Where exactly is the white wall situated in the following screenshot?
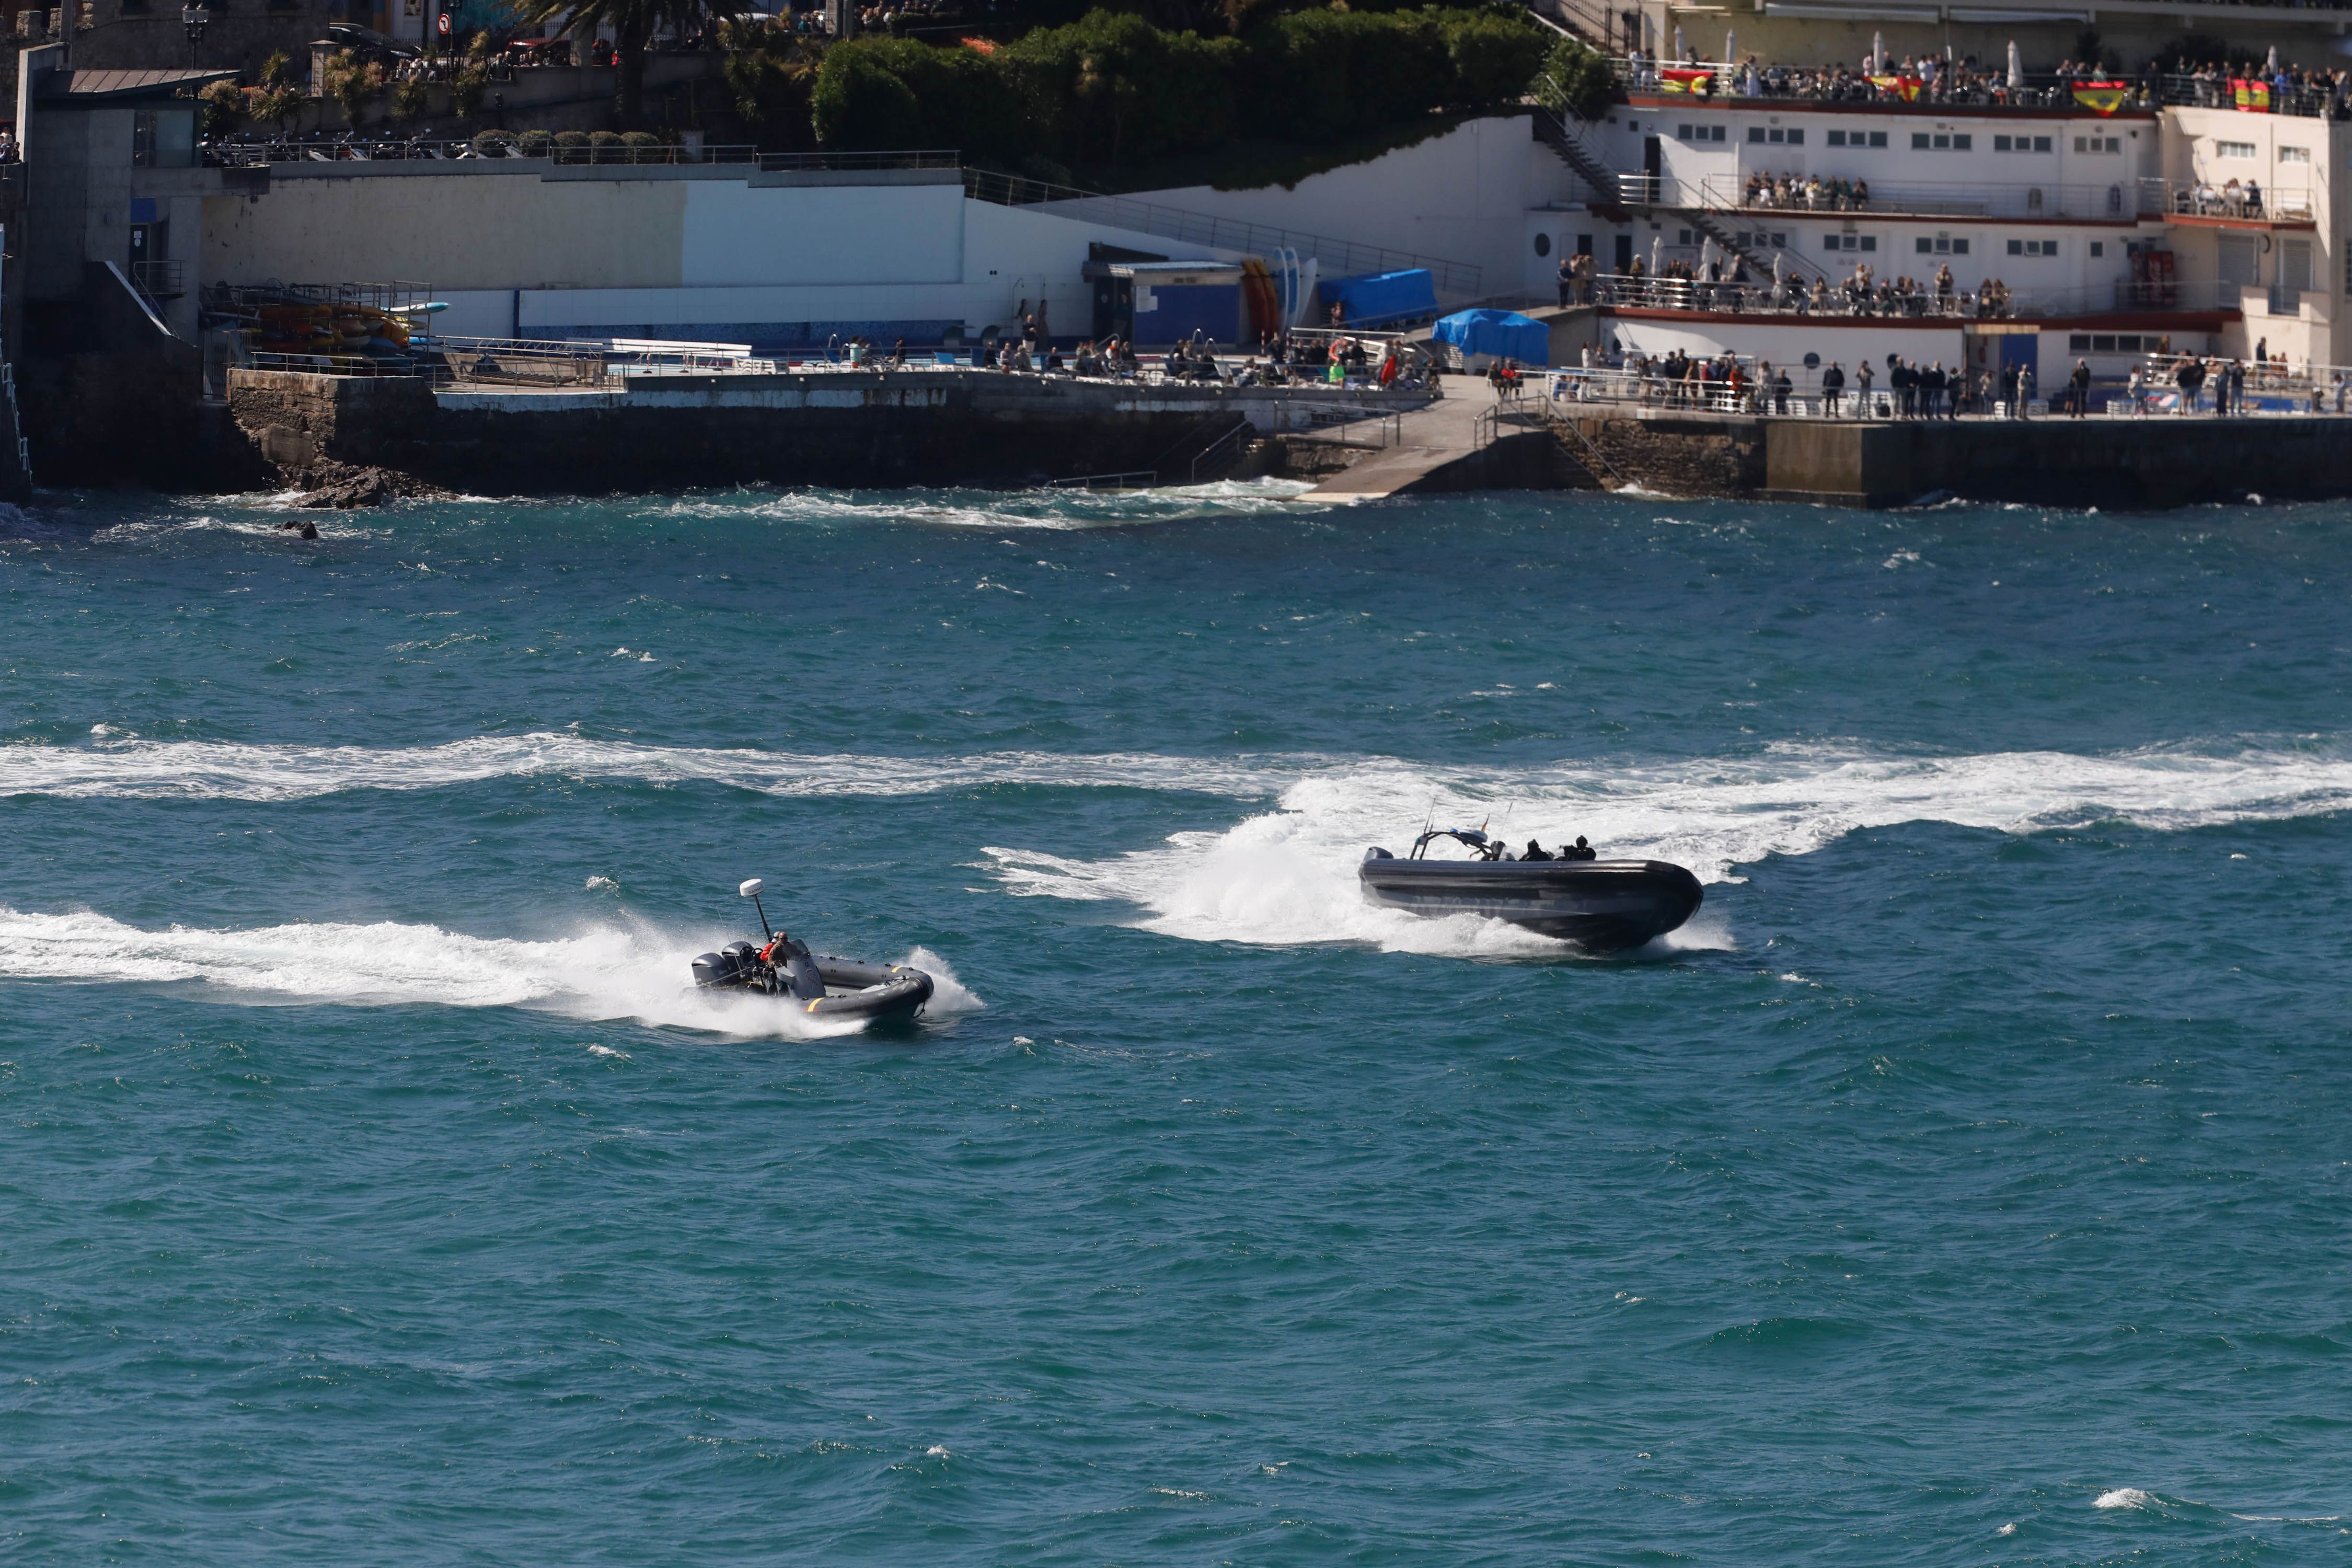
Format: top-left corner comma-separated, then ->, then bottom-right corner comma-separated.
679,181 -> 965,286
1113,116 -> 1574,297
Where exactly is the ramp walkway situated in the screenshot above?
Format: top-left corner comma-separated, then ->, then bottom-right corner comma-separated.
1303,393 -> 1494,500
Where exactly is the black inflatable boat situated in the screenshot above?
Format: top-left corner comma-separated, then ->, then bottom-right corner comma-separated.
689,879 -> 935,1023
1359,828 -> 1702,951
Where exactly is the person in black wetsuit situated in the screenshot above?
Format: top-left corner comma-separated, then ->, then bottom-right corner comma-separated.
1570,835 -> 1597,860
1523,839 -> 1553,861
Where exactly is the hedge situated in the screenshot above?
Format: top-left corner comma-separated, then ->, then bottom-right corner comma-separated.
813,4 -> 1552,168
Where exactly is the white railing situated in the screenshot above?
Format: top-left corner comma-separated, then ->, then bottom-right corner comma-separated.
1712,174 -> 2152,221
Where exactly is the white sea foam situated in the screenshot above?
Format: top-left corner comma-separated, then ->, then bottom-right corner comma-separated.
0,906 -> 978,1038
981,743 -> 2352,956
2094,1488 -> 2158,1511
0,734 -> 1310,802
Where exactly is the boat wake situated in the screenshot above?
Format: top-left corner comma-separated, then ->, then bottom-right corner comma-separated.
982,743 -> 2352,956
0,906 -> 981,1037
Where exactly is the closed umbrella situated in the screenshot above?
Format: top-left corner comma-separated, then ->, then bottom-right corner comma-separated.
1651,234 -> 1664,276
1725,28 -> 1735,65
1871,31 -> 1882,73
2266,45 -> 2279,74
1673,25 -> 1685,60
2007,40 -> 2023,89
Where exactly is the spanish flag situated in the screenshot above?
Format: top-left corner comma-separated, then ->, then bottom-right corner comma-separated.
2232,77 -> 2271,112
1660,67 -> 1713,95
1869,74 -> 1923,101
2072,80 -> 2129,116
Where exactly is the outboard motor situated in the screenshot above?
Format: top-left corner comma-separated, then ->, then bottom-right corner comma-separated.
691,948 -> 746,989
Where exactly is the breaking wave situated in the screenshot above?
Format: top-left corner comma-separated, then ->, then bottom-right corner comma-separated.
0,906 -> 979,1038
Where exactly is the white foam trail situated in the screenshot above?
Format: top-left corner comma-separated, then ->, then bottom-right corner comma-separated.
982,743 -> 2352,956
0,734 -> 1311,803
0,906 -> 979,1039
2094,1489 -> 2158,1511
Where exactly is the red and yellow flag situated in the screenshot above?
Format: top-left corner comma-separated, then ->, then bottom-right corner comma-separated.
1659,67 -> 1714,95
1869,74 -> 1923,101
2231,77 -> 2271,112
2072,80 -> 2129,115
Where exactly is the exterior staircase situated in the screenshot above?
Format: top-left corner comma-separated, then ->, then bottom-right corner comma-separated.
1531,109 -> 1822,288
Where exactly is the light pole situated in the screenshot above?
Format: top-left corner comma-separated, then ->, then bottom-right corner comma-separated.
179,4 -> 207,66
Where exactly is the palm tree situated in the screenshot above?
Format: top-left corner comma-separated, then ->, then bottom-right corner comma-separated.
512,0 -> 746,129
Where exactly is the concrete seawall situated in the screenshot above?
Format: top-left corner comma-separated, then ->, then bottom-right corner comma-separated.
227,369 -> 1431,494
1554,407 -> 2352,508
225,367 -> 2352,508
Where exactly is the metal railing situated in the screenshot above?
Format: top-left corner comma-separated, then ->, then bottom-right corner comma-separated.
1712,174 -> 2152,221
198,139 -> 948,170
1584,272 -> 2242,319
961,167 -> 1483,298
130,260 -> 185,301
2156,178 -> 2317,222
1616,56 -> 2153,112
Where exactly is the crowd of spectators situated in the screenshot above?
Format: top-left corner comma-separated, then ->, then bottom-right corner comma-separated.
1622,44 -> 2352,120
1745,172 -> 1871,212
1595,256 -> 2024,319
1621,50 -> 2142,109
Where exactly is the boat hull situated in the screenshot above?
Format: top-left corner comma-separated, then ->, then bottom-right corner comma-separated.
806,957 -> 933,1022
1358,857 -> 1703,951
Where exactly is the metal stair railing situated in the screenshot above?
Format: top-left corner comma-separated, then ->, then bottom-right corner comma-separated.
1530,101 -> 1633,210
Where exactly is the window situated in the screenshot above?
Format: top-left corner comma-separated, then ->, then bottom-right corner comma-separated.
2073,135 -> 2121,154
2279,146 -> 2310,164
1912,133 -> 1973,151
1534,233 -> 1551,257
1748,126 -> 1804,145
2007,238 -> 2060,257
1735,232 -> 1788,249
1677,229 -> 1693,246
1824,233 -> 1877,252
1825,129 -> 1887,148
2216,140 -> 2256,159
1996,134 -> 2055,153
1915,233 -> 1968,256
2070,334 -> 2146,353
2219,233 -> 2257,284
1676,123 -> 1726,143
2089,241 -> 2104,258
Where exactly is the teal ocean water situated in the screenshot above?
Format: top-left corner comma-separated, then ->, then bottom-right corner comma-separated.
3,484 -> 2348,1564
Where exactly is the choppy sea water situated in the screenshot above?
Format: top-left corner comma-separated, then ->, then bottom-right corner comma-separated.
3,482 -> 2348,1564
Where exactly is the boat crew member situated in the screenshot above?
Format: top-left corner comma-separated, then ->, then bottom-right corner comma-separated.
1524,839 -> 1553,861
1570,835 -> 1596,860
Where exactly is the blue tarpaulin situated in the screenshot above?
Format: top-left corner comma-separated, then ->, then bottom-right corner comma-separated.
1316,269 -> 1436,327
1432,309 -> 1552,366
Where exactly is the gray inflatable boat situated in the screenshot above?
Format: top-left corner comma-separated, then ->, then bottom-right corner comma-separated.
1360,828 -> 1702,951
689,879 -> 935,1023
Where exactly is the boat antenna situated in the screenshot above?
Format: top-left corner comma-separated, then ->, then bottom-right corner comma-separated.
739,878 -> 772,939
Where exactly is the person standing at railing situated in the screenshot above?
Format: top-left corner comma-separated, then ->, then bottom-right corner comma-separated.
1821,361 -> 1844,417
2067,359 -> 2091,418
1855,360 -> 1874,417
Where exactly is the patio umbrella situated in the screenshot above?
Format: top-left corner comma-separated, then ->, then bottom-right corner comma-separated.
1871,31 -> 1882,73
1673,25 -> 1685,60
1651,234 -> 1664,275
2007,40 -> 2023,89
1700,236 -> 1718,274
2266,45 -> 2279,73
1725,28 -> 1735,65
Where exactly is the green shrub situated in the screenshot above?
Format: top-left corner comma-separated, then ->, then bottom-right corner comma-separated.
518,128 -> 555,156
471,129 -> 517,154
621,129 -> 663,163
1535,33 -> 1616,121
813,6 -> 1545,168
